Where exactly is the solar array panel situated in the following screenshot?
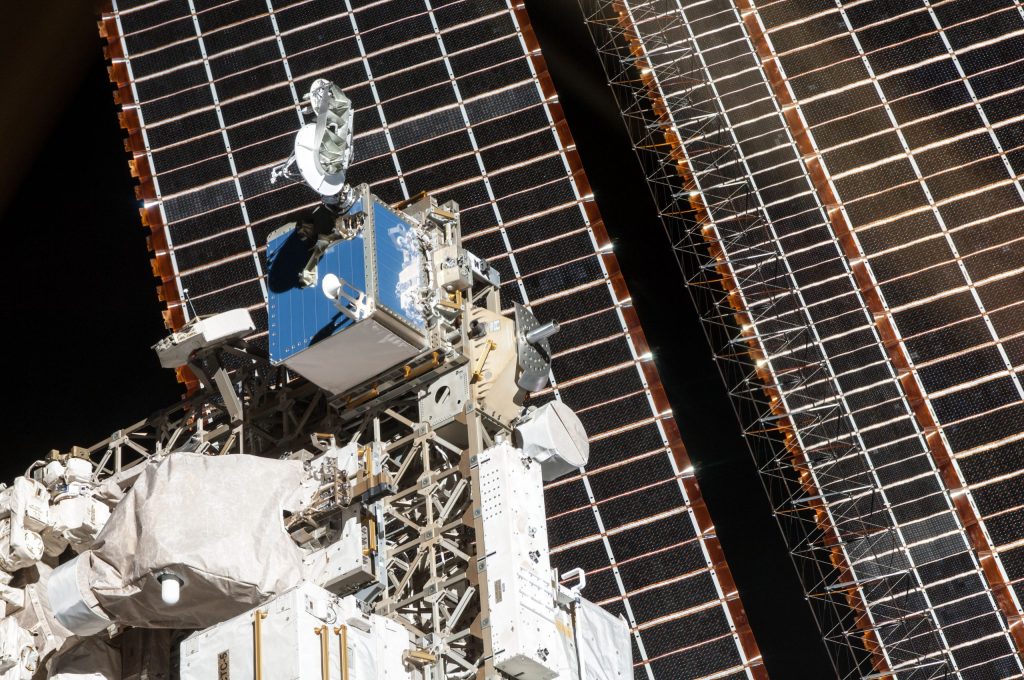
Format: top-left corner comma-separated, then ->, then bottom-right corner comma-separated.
582,0 -> 1024,676
99,1 -> 766,678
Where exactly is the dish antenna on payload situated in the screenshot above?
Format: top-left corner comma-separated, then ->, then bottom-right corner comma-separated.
271,79 -> 356,211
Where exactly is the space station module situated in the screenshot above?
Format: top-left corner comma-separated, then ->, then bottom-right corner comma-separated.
0,173 -> 631,679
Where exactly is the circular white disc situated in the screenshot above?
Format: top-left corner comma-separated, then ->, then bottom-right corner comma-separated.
294,124 -> 347,196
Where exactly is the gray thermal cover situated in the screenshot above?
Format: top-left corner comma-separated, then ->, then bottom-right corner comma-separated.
68,453 -> 305,629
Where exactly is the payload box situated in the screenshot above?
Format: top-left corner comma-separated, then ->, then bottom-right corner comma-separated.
268,185 -> 426,394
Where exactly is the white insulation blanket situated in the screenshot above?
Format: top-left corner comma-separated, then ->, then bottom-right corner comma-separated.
62,453 -> 306,630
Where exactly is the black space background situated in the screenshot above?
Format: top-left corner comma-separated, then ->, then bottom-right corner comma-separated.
0,2 -> 835,677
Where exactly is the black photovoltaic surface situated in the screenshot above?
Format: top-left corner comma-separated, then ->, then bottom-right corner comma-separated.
609,0 -> 1024,676
102,0 -> 763,677
760,0 -> 1024,669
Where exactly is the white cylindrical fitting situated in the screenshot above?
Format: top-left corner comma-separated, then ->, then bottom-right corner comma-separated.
158,573 -> 183,605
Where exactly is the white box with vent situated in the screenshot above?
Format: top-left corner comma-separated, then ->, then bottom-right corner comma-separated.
477,443 -> 575,679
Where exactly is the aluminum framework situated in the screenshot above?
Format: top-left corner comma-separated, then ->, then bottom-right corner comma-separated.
580,0 -> 1024,678
65,332 -> 493,677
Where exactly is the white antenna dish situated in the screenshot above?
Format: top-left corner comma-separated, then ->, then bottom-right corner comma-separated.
295,80 -> 353,197
321,273 -> 342,301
